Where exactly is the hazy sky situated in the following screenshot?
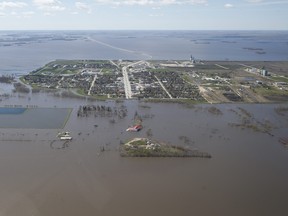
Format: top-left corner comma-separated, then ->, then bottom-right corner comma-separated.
0,0 -> 287,30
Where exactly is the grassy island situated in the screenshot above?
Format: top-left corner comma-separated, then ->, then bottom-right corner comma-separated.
121,138 -> 212,158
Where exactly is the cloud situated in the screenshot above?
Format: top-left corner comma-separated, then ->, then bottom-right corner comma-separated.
22,11 -> 35,17
33,0 -> 60,4
94,0 -> 208,6
33,0 -> 65,11
245,0 -> 263,2
75,2 -> 92,13
149,13 -> 164,16
44,12 -> 53,16
245,0 -> 288,5
0,1 -> 27,10
224,3 -> 233,8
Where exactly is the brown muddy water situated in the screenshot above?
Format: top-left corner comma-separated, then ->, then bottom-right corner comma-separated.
0,92 -> 288,216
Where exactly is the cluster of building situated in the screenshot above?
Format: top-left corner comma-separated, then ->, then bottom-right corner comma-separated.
130,70 -> 168,99
22,60 -> 203,101
21,60 -> 287,102
246,67 -> 269,77
155,71 -> 203,100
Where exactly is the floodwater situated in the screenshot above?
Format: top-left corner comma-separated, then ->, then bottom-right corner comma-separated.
0,108 -> 71,129
1,30 -> 288,76
0,92 -> 288,216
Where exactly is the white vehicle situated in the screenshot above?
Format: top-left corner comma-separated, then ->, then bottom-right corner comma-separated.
58,131 -> 72,140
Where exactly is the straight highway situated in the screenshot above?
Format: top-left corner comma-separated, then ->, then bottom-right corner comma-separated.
122,61 -> 145,99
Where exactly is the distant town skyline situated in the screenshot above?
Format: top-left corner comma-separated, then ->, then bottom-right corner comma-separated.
0,0 -> 288,30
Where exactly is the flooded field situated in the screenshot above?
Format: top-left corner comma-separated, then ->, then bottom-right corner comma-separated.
0,92 -> 288,216
0,108 -> 71,129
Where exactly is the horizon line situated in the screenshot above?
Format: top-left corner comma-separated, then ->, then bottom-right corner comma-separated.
0,29 -> 288,31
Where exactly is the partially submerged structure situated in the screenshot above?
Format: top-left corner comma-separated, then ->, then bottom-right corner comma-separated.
58,131 -> 72,140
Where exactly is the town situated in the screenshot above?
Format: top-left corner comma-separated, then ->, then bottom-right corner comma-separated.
21,59 -> 288,103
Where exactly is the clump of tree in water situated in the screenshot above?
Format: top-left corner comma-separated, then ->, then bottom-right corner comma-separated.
146,128 -> 153,137
13,82 -> 30,93
0,75 -> 15,83
133,111 -> 143,124
77,104 -> 127,119
207,106 -> 223,115
178,135 -> 192,145
275,106 -> 288,116
228,107 -> 275,136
